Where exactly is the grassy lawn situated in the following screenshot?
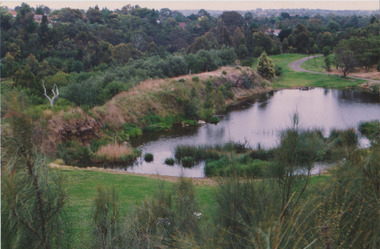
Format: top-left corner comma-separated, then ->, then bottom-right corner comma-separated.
301,54 -> 334,73
253,54 -> 365,89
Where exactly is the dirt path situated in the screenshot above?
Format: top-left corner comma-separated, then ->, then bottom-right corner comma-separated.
289,55 -> 380,83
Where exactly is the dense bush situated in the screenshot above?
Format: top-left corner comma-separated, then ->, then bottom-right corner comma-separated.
204,157 -> 271,177
164,158 -> 175,165
144,153 -> 154,162
57,140 -> 92,167
358,120 -> 380,142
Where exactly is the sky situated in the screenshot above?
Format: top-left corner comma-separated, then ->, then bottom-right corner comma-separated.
2,0 -> 379,11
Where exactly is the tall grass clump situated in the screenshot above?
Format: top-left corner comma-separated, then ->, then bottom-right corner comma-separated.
358,120 -> 380,143
92,143 -> 141,164
92,186 -> 124,248
210,176 -> 320,248
124,179 -> 202,248
204,157 -> 271,177
317,144 -> 380,248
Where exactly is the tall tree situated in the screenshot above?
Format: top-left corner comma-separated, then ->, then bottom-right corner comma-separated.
334,40 -> 357,77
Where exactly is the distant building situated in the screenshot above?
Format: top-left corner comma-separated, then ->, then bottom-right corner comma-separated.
178,22 -> 187,29
33,14 -> 43,23
265,29 -> 281,36
9,10 -> 17,17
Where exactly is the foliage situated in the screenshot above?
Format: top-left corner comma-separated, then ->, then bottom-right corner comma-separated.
144,153 -> 154,162
56,140 -> 93,167
93,186 -> 124,249
1,96 -> 69,249
358,120 -> 380,143
270,114 -> 326,213
164,158 -> 175,166
257,52 -> 276,80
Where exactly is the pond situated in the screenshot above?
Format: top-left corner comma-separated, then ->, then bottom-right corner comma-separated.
124,88 -> 380,177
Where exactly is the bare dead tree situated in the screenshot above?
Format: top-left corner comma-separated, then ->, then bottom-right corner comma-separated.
42,80 -> 59,109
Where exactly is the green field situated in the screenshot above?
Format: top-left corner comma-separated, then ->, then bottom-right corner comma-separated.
253,54 -> 365,89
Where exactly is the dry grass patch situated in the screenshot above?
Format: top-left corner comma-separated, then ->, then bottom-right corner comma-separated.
91,143 -> 141,164
96,143 -> 133,159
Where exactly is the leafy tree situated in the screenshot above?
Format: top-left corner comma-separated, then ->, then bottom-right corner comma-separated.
281,12 -> 291,19
252,32 -> 273,56
38,15 -> 50,44
2,52 -> 17,77
334,40 -> 357,77
58,8 -> 86,23
324,56 -> 332,72
35,6 -> 44,15
87,5 -> 103,24
294,23 -> 311,53
111,43 -> 133,65
257,52 -> 275,80
0,7 -> 15,31
14,65 -> 39,91
219,11 -> 245,33
278,28 -> 292,42
26,53 -> 39,74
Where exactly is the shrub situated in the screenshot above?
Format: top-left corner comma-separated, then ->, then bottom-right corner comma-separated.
143,122 -> 172,132
192,76 -> 199,82
241,59 -> 253,67
181,156 -> 195,168
122,123 -> 142,138
178,78 -> 185,83
144,153 -> 154,162
358,120 -> 380,142
164,158 -> 175,165
209,116 -> 220,124
56,140 -> 92,167
275,65 -> 283,76
222,70 -> 227,75
257,52 -> 275,80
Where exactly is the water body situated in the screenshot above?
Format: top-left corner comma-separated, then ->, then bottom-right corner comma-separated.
124,88 -> 380,177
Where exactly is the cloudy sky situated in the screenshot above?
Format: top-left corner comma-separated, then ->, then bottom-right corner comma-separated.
2,0 -> 379,11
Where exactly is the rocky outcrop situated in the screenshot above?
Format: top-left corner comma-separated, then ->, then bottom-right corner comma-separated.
42,108 -> 100,156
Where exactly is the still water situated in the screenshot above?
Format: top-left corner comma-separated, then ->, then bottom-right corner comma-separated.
124,88 -> 380,177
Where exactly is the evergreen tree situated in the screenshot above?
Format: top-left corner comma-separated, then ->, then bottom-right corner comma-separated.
257,52 -> 275,80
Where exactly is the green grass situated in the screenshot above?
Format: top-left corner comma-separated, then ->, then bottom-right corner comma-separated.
61,167 -> 331,247
253,54 -> 365,89
301,54 -> 334,73
61,169 -> 217,247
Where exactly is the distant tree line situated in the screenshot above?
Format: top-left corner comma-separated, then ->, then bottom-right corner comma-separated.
1,3 -> 379,105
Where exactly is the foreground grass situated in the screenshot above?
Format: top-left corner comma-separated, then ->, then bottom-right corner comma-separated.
61,169 -> 217,248
253,54 -> 365,89
61,168 -> 329,247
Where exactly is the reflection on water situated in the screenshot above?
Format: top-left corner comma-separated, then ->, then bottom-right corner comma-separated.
125,88 -> 380,177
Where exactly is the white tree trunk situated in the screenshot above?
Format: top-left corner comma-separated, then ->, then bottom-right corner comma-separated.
42,80 -> 59,109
